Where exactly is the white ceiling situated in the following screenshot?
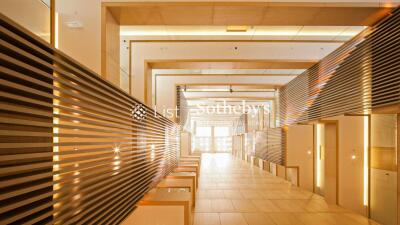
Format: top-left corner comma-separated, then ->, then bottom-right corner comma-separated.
121,25 -> 366,41
153,69 -> 305,75
105,0 -> 400,7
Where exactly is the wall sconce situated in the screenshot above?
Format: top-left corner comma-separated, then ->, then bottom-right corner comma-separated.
350,149 -> 358,160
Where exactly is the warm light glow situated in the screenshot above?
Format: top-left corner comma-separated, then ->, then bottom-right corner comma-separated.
55,12 -> 59,48
363,116 -> 369,206
113,146 -> 120,153
351,154 -> 357,160
316,124 -> 322,188
120,26 -> 366,38
150,144 -> 156,161
226,26 -> 248,32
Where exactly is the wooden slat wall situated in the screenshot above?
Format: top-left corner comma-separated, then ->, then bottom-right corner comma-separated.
254,128 -> 285,165
279,7 -> 400,125
0,14 -> 179,225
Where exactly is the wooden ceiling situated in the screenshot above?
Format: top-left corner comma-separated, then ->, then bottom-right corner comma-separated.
147,60 -> 316,69
105,2 -> 393,26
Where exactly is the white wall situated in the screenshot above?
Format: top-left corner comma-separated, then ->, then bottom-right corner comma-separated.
131,42 -> 342,102
56,0 -> 102,74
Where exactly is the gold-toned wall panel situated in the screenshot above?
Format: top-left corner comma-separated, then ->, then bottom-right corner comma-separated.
0,13 -> 179,225
254,128 -> 286,165
280,7 -> 400,125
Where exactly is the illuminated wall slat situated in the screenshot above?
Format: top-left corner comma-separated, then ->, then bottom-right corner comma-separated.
0,14 -> 179,225
254,128 -> 286,165
280,8 -> 400,125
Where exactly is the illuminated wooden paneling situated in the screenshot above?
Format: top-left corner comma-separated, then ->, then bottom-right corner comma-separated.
0,14 -> 179,224
254,128 -> 286,165
105,2 -> 392,26
280,7 -> 400,125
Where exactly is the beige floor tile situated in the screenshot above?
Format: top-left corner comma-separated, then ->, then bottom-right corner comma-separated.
267,213 -> 305,225
205,190 -> 225,199
196,199 -> 212,212
342,213 -> 381,225
219,213 -> 248,225
193,154 -> 373,225
242,213 -> 275,225
211,199 -> 235,212
194,213 -> 221,225
240,190 -> 263,200
295,213 -> 338,225
223,190 -> 244,199
270,200 -> 306,212
251,200 -> 281,212
231,200 -> 258,212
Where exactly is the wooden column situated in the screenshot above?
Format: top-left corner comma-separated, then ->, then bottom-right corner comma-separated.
101,5 -> 120,87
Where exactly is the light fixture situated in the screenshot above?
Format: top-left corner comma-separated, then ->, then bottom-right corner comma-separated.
226,26 -> 248,32
316,124 -> 322,188
55,12 -> 59,48
65,21 -> 83,29
363,116 -> 369,206
350,149 -> 357,160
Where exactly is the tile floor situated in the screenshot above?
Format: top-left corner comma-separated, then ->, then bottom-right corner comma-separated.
193,153 -> 379,225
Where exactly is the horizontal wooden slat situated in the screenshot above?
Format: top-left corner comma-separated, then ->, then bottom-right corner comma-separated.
279,7 -> 400,125
0,13 -> 179,225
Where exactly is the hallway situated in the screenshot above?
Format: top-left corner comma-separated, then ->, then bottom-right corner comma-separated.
194,154 -> 378,225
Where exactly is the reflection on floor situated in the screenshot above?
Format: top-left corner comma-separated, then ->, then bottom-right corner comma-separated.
194,153 -> 379,225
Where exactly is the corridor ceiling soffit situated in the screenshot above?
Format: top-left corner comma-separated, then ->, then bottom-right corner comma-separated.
147,60 -> 316,69
104,2 -> 395,26
182,91 -> 276,98
153,68 -> 306,75
121,26 -> 365,42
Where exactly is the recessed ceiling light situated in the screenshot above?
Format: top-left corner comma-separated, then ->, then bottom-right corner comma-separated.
226,26 -> 248,32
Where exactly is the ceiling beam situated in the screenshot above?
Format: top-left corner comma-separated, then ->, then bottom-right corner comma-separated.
104,2 -> 394,26
147,60 -> 316,69
155,73 -> 299,77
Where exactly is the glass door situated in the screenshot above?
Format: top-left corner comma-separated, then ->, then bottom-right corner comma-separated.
214,126 -> 232,153
192,126 -> 233,153
193,126 -> 212,152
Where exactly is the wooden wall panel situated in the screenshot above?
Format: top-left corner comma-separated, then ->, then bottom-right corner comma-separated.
279,7 -> 400,125
254,128 -> 286,165
0,13 -> 179,225
102,6 -> 121,88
